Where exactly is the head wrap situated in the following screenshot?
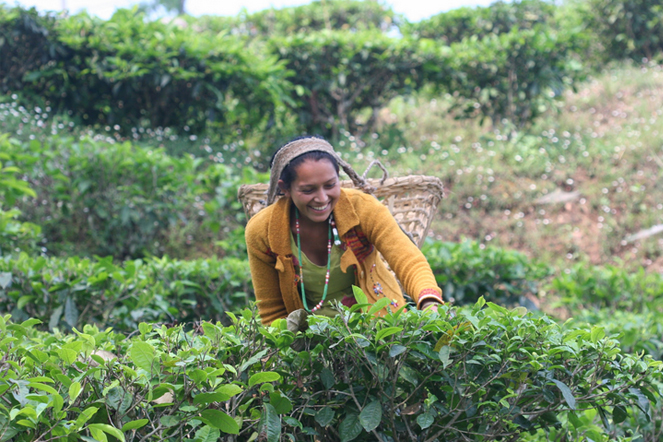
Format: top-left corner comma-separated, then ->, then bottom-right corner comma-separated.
267,137 -> 370,205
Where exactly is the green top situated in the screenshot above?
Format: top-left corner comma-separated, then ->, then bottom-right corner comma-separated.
290,233 -> 355,316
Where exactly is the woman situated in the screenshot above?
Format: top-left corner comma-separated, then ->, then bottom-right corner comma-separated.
245,136 -> 443,325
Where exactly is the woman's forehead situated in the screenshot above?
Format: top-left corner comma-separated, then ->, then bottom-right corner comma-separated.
293,159 -> 338,183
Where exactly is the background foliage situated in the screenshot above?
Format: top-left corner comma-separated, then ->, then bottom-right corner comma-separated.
1,0 -> 663,440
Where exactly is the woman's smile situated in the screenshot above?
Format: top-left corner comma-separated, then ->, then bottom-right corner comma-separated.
279,158 -> 341,224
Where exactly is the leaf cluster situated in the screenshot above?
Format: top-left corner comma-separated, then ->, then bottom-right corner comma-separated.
0,6 -> 289,140
423,239 -> 551,308
0,252 -> 252,332
2,134 -> 264,259
0,299 -> 661,441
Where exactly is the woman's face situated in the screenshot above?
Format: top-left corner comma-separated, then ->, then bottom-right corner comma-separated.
279,158 -> 341,224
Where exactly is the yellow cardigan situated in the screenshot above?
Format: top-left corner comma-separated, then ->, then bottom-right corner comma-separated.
245,188 -> 443,325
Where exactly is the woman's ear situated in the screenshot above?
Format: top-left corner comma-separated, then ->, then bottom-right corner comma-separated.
277,180 -> 290,198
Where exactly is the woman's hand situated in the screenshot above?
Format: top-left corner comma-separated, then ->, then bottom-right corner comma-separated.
420,299 -> 441,312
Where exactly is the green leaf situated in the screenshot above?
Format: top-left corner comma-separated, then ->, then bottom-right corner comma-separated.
315,407 -> 334,427
121,419 -> 149,431
590,326 -> 605,343
64,296 -> 79,327
194,392 -> 230,405
438,345 -> 451,368
352,285 -> 368,307
160,415 -> 179,427
89,426 -> 107,442
139,323 -> 152,335
69,381 -> 82,403
613,405 -> 628,424
320,368 -> 335,390
339,413 -> 362,442
75,406 -> 99,429
57,347 -> 79,365
51,393 -> 64,417
270,392 -> 293,414
551,379 -> 576,410
262,403 -> 281,442
398,365 -> 419,386
368,297 -> 391,315
193,425 -> 220,442
130,341 -> 156,372
375,326 -> 402,342
359,400 -> 382,432
216,384 -> 243,397
417,410 -> 434,430
283,416 -> 303,430
248,371 -> 280,387
88,424 -> 125,442
0,272 -> 11,289
200,409 -> 240,434
389,345 -> 407,357
28,382 -> 58,395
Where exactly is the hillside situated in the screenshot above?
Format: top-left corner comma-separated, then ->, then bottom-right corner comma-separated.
370,62 -> 663,273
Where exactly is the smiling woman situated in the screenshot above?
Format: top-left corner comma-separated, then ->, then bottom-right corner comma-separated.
244,136 -> 444,325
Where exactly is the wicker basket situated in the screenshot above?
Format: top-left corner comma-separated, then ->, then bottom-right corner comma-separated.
238,163 -> 444,248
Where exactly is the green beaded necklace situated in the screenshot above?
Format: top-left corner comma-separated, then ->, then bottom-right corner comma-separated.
295,208 -> 333,312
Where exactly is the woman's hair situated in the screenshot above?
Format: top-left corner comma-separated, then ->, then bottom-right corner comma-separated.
271,136 -> 340,190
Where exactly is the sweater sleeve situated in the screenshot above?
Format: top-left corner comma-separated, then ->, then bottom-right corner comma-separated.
245,215 -> 289,324
353,192 -> 443,308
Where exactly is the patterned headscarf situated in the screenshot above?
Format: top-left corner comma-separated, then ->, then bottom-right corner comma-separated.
267,137 -> 370,205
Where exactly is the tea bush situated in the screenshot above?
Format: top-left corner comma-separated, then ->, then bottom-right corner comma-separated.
200,0 -> 398,38
581,0 -> 663,63
423,239 -> 550,308
547,263 -> 663,313
3,134 -> 263,259
0,135 -> 41,256
428,26 -> 584,128
401,0 -> 555,43
0,252 -> 252,331
564,309 -> 663,360
267,30 -> 433,141
0,6 -> 289,138
0,299 -> 660,441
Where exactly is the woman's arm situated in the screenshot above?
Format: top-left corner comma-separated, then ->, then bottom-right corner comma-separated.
245,218 -> 289,324
353,192 -> 443,309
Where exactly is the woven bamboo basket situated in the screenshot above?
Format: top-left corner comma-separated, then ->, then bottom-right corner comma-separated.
237,162 -> 444,248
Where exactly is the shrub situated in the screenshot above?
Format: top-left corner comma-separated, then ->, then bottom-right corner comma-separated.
547,263 -> 663,313
423,239 -> 550,308
427,26 -> 584,129
581,0 -> 663,63
402,0 -> 555,43
268,30 -> 434,141
0,253 -> 252,331
564,309 -> 663,360
4,134 -> 261,259
199,0 -> 399,37
0,6 -> 290,139
0,300 -> 660,441
0,135 -> 41,256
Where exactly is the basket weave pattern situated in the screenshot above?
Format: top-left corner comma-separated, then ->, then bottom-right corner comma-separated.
238,175 -> 444,248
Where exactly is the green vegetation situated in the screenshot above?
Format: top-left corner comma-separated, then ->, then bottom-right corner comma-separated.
1,0 -> 663,440
0,303 -> 661,441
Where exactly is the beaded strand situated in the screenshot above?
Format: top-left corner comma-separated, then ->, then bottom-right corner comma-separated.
295,208 -> 333,313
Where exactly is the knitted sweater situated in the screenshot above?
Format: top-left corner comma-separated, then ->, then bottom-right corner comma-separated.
245,187 -> 443,325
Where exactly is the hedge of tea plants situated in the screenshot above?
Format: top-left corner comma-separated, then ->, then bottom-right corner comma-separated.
1,0 -> 634,145
1,300 -> 661,442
